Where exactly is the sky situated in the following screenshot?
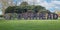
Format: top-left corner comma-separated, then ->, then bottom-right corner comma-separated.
20,0 -> 60,12
0,0 -> 60,15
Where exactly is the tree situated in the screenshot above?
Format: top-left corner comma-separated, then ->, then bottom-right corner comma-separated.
5,1 -> 51,14
19,2 -> 29,13
5,6 -> 16,13
40,10 -> 51,14
15,6 -> 23,13
20,1 -> 28,7
33,5 -> 46,13
0,0 -> 14,15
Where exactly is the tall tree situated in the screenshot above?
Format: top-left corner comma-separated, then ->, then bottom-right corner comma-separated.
0,0 -> 14,15
33,5 -> 46,13
20,1 -> 29,7
20,1 -> 29,13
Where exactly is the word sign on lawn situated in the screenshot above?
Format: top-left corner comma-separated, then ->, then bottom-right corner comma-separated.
4,13 -> 58,20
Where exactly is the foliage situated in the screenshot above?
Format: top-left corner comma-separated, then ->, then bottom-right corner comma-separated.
20,1 -> 29,7
0,15 -> 3,17
5,1 -> 51,13
33,5 -> 46,13
5,6 -> 16,13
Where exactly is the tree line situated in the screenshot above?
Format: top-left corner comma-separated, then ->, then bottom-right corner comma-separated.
5,1 -> 51,14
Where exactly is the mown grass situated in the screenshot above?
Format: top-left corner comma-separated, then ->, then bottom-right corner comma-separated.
0,20 -> 60,30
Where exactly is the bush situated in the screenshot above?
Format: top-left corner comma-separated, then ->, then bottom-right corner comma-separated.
0,15 -> 3,17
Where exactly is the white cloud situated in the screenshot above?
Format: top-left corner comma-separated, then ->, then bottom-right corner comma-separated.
22,0 -> 54,9
51,1 -> 60,9
51,1 -> 60,5
17,0 -> 60,12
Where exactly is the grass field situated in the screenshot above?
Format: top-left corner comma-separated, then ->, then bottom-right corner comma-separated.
0,19 -> 60,30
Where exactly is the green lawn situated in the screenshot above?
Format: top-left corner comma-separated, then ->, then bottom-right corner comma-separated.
0,20 -> 60,30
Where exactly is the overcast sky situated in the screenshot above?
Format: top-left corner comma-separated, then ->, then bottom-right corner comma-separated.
0,0 -> 60,15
